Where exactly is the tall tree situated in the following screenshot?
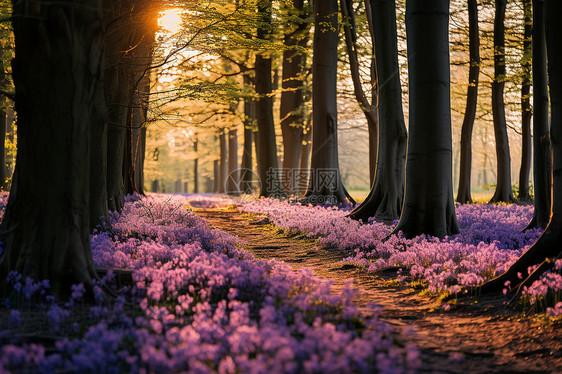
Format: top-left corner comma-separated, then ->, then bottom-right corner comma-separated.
89,56 -> 109,229
526,0 -> 551,229
218,129 -> 228,193
518,0 -> 533,201
340,0 -> 379,185
280,0 -> 309,190
0,0 -> 104,295
193,138 -> 199,193
213,159 -> 220,193
4,108 -> 14,181
227,128 -> 241,195
480,0 -> 562,294
125,71 -> 153,196
456,0 -> 480,204
0,54 -> 10,191
105,0 -> 156,211
348,0 -> 407,223
392,0 -> 459,239
104,0 -> 134,212
0,110 -> 7,190
0,3 -> 13,191
305,0 -> 350,204
489,0 -> 516,203
241,74 -> 256,194
255,0 -> 284,197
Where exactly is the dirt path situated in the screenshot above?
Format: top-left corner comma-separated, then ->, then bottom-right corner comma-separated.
195,208 -> 562,373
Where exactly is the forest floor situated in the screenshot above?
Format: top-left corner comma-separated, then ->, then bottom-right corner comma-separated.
195,207 -> 562,374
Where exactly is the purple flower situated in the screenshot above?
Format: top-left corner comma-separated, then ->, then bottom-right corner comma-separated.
9,310 -> 21,327
71,283 -> 86,300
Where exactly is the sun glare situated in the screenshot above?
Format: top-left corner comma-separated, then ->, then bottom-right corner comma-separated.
158,8 -> 183,34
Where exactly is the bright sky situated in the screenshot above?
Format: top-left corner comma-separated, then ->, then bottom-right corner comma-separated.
156,8 -> 185,87
158,8 -> 183,34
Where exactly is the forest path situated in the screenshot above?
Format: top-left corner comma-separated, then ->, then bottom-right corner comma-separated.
194,207 -> 562,374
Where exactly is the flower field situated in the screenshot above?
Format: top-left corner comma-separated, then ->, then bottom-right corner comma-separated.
0,194 -> 419,373
239,199 -> 562,309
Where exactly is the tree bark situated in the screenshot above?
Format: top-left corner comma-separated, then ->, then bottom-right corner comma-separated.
527,0 -> 552,229
104,0 -> 133,212
0,0 -> 104,295
151,179 -> 159,193
280,0 -> 308,192
219,130 -> 228,194
479,0 -> 562,294
124,6 -> 155,196
193,139 -> 199,193
456,0 -> 480,204
489,0 -> 516,203
255,0 -> 284,198
89,66 -> 109,230
135,126 -> 147,194
392,0 -> 459,239
349,0 -> 407,223
0,110 -> 7,190
5,109 -> 14,180
299,124 -> 312,194
227,128 -> 240,195
241,85 -> 255,194
518,0 -> 533,201
213,159 -> 220,193
105,0 -> 155,210
0,54 -> 8,190
241,127 -> 254,194
340,0 -> 379,186
305,0 -> 348,204
125,73 -> 152,196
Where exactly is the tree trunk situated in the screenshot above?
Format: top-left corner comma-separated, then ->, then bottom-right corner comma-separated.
299,124 -> 312,194
151,180 -> 159,193
105,0 -> 155,210
349,0 -> 407,223
241,126 -> 254,194
104,0 -> 133,212
241,75 -> 255,194
125,74 -> 151,196
527,0 -> 552,229
122,4 -> 156,197
213,159 -> 220,193
456,0 -> 480,204
193,139 -> 199,193
489,0 -> 516,203
89,67 -> 109,230
135,126 -> 147,194
255,0 -> 284,198
280,0 -> 307,192
392,0 -> 459,239
0,110 -> 7,190
0,55 -> 8,190
306,0 -> 348,204
0,0 -> 104,296
340,0 -> 379,186
227,128 -> 240,195
5,108 -> 14,179
480,0 -> 562,294
518,0 -> 533,201
106,125 -> 126,211
366,115 -> 378,184
219,130 -> 228,194
253,128 -> 260,179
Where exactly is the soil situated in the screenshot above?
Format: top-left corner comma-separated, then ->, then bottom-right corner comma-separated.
195,207 -> 562,374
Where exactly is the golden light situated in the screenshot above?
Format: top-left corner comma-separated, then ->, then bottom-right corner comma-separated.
158,8 -> 183,34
